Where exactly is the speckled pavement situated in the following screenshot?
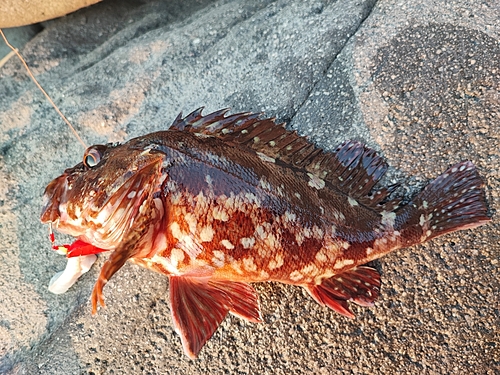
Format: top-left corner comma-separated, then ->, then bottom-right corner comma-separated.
0,0 -> 498,373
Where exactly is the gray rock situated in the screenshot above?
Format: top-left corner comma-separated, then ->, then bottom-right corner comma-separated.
0,25 -> 42,61
0,0 -> 498,373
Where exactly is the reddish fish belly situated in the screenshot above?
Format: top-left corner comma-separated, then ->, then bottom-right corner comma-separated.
135,188 -> 405,286
144,215 -> 372,285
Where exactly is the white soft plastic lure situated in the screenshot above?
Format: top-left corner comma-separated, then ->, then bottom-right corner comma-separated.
48,254 -> 97,294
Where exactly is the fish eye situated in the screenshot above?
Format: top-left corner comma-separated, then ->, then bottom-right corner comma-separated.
83,147 -> 102,168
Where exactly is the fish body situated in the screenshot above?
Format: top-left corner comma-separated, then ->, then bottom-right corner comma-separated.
41,108 -> 490,358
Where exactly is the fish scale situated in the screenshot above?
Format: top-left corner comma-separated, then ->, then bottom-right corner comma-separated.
41,108 -> 491,359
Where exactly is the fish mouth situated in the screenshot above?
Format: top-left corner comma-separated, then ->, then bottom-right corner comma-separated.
41,174 -> 68,224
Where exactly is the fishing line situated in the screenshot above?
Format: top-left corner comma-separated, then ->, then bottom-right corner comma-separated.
0,28 -> 88,149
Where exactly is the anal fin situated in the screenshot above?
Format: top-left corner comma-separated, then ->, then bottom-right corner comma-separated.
305,266 -> 381,318
169,276 -> 261,358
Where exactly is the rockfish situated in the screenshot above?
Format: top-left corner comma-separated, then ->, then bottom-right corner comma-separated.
41,108 -> 490,358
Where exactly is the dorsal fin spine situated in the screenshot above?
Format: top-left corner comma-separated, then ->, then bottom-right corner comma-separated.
168,109 -> 393,212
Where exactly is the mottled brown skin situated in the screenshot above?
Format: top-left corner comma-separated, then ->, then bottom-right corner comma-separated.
41,109 -> 490,358
136,130 -> 382,281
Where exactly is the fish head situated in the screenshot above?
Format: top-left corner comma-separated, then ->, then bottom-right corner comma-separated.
41,141 -> 165,249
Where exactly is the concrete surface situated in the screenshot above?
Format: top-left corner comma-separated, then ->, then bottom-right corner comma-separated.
0,0 -> 498,373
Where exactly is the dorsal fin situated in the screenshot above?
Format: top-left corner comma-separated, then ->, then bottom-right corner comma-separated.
169,108 -> 396,211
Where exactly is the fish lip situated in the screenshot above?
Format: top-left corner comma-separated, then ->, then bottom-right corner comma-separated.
40,174 -> 68,224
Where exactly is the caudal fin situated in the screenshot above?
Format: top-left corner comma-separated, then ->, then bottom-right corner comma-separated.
401,161 -> 490,242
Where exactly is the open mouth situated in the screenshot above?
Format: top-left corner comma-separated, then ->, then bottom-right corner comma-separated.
41,174 -> 68,224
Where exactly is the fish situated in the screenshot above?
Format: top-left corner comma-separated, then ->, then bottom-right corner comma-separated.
41,108 -> 491,358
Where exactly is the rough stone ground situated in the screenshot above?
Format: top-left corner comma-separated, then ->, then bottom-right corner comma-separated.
0,0 -> 498,374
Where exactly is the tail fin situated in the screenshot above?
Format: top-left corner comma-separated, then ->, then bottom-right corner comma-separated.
399,161 -> 490,242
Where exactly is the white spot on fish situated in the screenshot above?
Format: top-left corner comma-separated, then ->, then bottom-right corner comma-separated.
342,241 -> 350,250
276,185 -> 285,197
307,173 -> 326,189
221,239 -> 235,250
205,174 -> 213,185
170,222 -> 184,240
289,270 -> 304,281
264,233 -> 278,249
199,226 -> 214,242
422,200 -> 428,209
212,206 -> 229,221
178,236 -> 202,259
184,213 -> 197,233
284,211 -> 297,222
295,231 -> 304,246
334,258 -> 354,269
312,225 -> 324,239
244,192 -> 260,206
212,250 -> 225,267
301,263 -> 319,275
348,197 -> 359,207
419,214 -> 426,226
243,257 -> 257,272
127,191 -> 137,199
256,152 -> 275,163
150,255 -> 181,275
333,211 -> 346,221
381,211 -> 396,227
240,237 -> 255,249
294,192 -> 301,200
268,253 -> 284,270
259,177 -> 272,190
255,225 -> 267,240
259,270 -> 270,279
170,191 -> 182,206
170,248 -> 185,268
366,247 -> 374,255
315,250 -> 328,262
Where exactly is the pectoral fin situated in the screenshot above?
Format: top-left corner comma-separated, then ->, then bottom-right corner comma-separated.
306,266 -> 381,318
169,276 -> 261,358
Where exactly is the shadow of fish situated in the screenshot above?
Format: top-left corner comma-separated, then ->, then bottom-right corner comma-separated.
41,108 -> 491,358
